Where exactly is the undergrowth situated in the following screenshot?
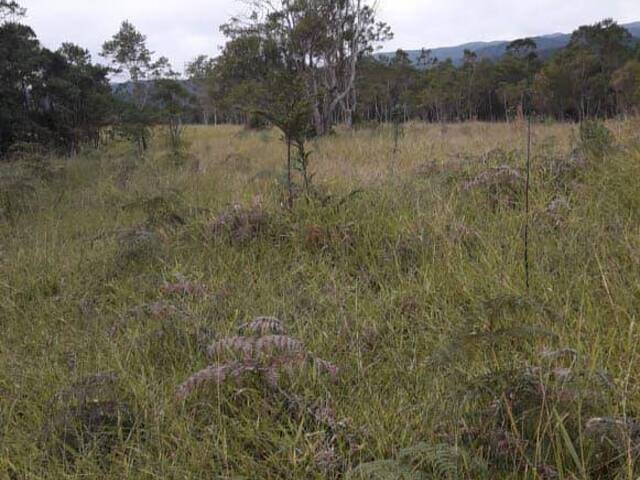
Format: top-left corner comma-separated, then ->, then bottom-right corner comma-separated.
1,121 -> 639,478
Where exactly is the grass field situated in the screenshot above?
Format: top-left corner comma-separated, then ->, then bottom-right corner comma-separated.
1,119 -> 640,479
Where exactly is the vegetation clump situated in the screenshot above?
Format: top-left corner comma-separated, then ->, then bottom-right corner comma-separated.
463,165 -> 523,208
579,120 -> 616,158
44,373 -> 137,465
176,316 -> 338,402
209,198 -> 272,244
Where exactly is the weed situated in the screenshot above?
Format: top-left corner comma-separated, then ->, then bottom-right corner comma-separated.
176,316 -> 338,401
580,120 -> 615,158
44,373 -> 137,466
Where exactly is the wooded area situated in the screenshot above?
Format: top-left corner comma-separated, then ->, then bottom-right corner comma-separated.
1,0 -> 640,160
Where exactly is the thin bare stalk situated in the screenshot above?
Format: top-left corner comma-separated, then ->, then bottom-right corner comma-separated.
524,114 -> 532,290
286,137 -> 293,209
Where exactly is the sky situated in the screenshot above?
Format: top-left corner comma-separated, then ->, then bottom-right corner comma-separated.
19,0 -> 640,74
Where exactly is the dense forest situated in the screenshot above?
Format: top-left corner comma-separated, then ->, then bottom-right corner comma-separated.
0,0 -> 194,158
1,0 -> 640,159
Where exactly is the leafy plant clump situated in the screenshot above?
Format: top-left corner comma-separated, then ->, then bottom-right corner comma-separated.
176,316 -> 338,402
209,197 -> 273,245
579,120 -> 615,158
44,373 -> 137,465
462,165 -> 523,208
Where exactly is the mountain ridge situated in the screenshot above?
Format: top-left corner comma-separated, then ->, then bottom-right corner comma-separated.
380,21 -> 640,67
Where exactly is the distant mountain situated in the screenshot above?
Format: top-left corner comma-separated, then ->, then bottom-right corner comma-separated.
380,21 -> 640,68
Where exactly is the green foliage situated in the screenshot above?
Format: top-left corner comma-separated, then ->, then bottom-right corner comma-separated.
580,120 -> 615,157
0,0 -> 25,20
101,20 -> 155,83
355,19 -> 637,124
348,442 -> 487,479
0,6 -> 113,158
254,72 -> 314,206
102,21 -> 175,156
115,224 -> 163,269
44,373 -> 137,465
0,171 -> 35,221
123,190 -> 187,227
214,0 -> 392,134
535,20 -> 633,120
611,60 -> 640,113
347,460 -> 423,479
153,79 -> 197,161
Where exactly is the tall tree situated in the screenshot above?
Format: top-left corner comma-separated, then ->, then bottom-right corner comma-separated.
218,0 -> 392,135
186,55 -> 218,124
536,19 -> 633,119
36,44 -> 113,154
611,60 -> 640,115
0,0 -> 25,20
496,38 -> 540,120
0,20 -> 41,155
101,21 -> 173,153
1,2 -> 114,157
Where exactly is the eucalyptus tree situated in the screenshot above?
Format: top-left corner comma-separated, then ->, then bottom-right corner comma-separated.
536,19 -> 633,119
101,21 -> 173,154
218,0 -> 392,135
0,0 -> 25,21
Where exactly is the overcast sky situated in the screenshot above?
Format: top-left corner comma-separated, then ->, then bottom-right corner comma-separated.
20,0 -> 640,74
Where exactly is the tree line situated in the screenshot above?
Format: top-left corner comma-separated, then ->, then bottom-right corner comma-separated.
192,13 -> 640,127
0,1 -> 113,157
0,1 -> 195,159
2,0 -> 640,160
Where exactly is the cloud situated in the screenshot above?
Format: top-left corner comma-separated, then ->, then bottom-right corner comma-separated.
21,0 -> 234,70
380,0 -> 640,50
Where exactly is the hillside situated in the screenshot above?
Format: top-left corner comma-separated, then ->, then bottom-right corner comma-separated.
380,20 -> 640,67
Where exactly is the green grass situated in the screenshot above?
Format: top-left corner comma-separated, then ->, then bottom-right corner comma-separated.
1,121 -> 639,479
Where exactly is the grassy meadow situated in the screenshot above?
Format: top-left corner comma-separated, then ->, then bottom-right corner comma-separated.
1,119 -> 640,479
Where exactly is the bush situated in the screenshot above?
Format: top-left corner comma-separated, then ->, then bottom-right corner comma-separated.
579,120 -> 615,158
45,373 -> 137,464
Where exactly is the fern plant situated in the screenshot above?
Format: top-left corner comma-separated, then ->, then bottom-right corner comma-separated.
347,441 -> 487,479
176,317 -> 338,401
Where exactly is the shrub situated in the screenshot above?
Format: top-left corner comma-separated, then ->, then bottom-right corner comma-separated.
347,442 -> 487,479
579,120 -> 615,158
115,225 -> 163,267
122,190 -> 187,227
462,165 -> 523,208
209,198 -> 271,245
441,352 -> 634,478
44,373 -> 137,464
